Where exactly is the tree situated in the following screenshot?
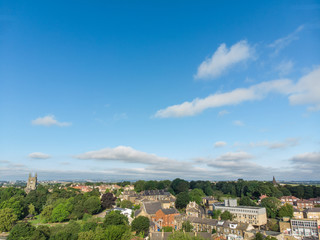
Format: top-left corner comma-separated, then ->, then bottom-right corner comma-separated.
0,196 -> 26,219
175,192 -> 191,209
8,222 -> 35,240
105,225 -> 131,240
189,189 -> 205,205
239,196 -> 256,206
254,232 -> 264,240
171,178 -> 190,194
40,205 -> 53,222
28,203 -> 36,215
101,193 -> 117,209
78,231 -> 95,240
0,208 -> 18,232
94,225 -> 106,240
278,203 -> 293,218
261,197 -> 281,218
85,196 -> 101,214
31,225 -> 50,240
131,216 -> 150,236
51,203 -> 71,222
220,210 -> 233,220
267,219 -> 279,232
162,226 -> 173,232
120,200 -> 133,209
182,220 -> 193,232
212,209 -> 221,219
104,210 -> 128,226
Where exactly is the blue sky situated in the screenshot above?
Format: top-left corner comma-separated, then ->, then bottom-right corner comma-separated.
0,0 -> 319,181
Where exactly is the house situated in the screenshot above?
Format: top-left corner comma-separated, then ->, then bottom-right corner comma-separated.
296,199 -> 314,209
151,208 -> 180,231
280,196 -> 300,206
304,208 -> 320,219
186,201 -> 205,218
135,201 -> 163,219
293,208 -> 304,219
140,190 -> 171,201
215,220 -> 254,240
309,197 -> 320,206
202,196 -> 216,210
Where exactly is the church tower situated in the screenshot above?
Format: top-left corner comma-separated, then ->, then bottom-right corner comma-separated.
25,173 -> 37,194
272,176 -> 277,186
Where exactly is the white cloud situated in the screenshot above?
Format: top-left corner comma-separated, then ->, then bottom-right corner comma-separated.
233,120 -> 244,126
155,66 -> 320,118
214,141 -> 227,148
113,113 -> 128,121
290,152 -> 320,171
75,146 -> 171,165
218,110 -> 230,116
250,138 -> 299,150
195,40 -> 253,79
276,60 -> 294,76
288,66 -> 320,111
29,152 -> 51,159
269,25 -> 304,55
155,78 -> 292,118
31,115 -> 71,127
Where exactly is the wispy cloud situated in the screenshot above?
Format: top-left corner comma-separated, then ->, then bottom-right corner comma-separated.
233,120 -> 244,126
155,66 -> 320,118
276,60 -> 294,76
195,40 -> 253,79
269,25 -> 304,55
154,78 -> 293,118
29,152 -> 51,159
218,110 -> 230,116
214,141 -> 227,148
250,138 -> 299,150
31,115 -> 71,127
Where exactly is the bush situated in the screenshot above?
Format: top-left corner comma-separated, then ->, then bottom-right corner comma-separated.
131,216 -> 150,236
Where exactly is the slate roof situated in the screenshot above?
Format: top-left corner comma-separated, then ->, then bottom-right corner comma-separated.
144,201 -> 162,214
140,190 -> 170,196
161,208 -> 179,215
304,207 -> 320,213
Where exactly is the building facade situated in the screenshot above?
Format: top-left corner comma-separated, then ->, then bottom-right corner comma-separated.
25,173 -> 37,194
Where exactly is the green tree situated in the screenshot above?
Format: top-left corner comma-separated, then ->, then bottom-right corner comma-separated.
220,210 -> 233,220
261,197 -> 281,218
267,219 -> 279,232
171,178 -> 190,194
78,230 -> 95,240
94,225 -> 106,240
162,226 -> 173,232
239,196 -> 256,206
40,204 -> 53,222
0,196 -> 26,219
8,222 -> 35,240
28,203 -> 36,215
31,225 -> 50,240
175,192 -> 191,209
105,225 -> 131,240
0,208 -> 18,232
85,196 -> 101,214
212,209 -> 221,219
189,189 -> 205,205
131,216 -> 150,236
182,220 -> 193,232
51,202 -> 71,222
254,232 -> 264,240
278,203 -> 293,218
120,200 -> 133,209
104,210 -> 128,226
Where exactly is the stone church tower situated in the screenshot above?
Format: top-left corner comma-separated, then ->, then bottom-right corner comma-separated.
25,173 -> 37,194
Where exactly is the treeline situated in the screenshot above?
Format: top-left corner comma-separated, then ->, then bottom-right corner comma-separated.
0,185 -> 117,231
134,179 -> 320,199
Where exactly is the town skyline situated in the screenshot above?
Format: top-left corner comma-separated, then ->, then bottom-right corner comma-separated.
1,1 -> 320,181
